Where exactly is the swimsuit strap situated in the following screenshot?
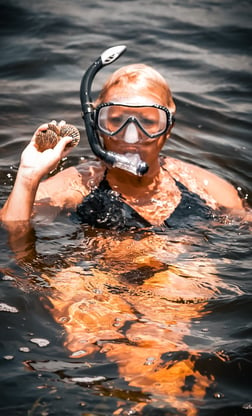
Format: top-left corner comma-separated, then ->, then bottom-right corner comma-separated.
164,178 -> 213,227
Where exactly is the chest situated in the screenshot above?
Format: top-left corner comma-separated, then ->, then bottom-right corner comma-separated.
124,188 -> 182,226
76,169 -> 212,230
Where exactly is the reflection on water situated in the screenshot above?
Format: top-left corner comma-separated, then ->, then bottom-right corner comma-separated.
1,217 -> 251,415
0,0 -> 252,415
41,233 -> 238,415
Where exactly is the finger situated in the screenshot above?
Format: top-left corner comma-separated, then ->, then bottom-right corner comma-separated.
58,120 -> 66,127
31,123 -> 49,143
54,135 -> 73,155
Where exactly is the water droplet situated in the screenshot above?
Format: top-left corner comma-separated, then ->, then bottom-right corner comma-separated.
49,387 -> 57,394
3,355 -> 14,360
70,350 -> 87,358
93,288 -> 103,295
30,338 -> 50,347
71,376 -> 106,383
201,328 -> 209,332
19,347 -> 30,353
144,357 -> 155,366
0,303 -> 18,313
139,318 -> 148,323
2,275 -> 14,281
87,179 -> 97,190
127,410 -> 138,415
213,392 -> 224,399
242,403 -> 252,410
59,316 -> 68,322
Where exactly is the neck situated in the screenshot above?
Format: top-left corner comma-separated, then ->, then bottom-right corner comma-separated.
106,159 -> 164,198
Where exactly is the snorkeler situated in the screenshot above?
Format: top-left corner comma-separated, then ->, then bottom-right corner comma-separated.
0,45 -> 250,416
0,45 -> 245,227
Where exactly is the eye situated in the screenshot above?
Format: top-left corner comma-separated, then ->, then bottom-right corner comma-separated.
142,118 -> 156,126
108,115 -> 124,126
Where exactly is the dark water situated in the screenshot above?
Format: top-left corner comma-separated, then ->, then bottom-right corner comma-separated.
0,1 -> 252,415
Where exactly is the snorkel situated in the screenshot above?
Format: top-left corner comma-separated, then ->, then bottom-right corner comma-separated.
80,45 -> 149,176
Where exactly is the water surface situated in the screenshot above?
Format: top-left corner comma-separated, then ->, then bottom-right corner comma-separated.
0,1 -> 252,415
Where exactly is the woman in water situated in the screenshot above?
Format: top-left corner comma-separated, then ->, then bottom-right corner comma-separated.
0,48 -> 248,415
0,61 -> 244,226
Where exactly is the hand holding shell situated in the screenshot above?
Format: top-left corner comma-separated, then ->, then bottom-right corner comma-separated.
35,122 -> 80,152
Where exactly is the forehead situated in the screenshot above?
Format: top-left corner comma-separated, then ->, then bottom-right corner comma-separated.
103,85 -> 166,106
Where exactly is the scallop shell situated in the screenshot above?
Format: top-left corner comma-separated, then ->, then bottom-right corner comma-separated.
60,124 -> 80,148
35,123 -> 80,152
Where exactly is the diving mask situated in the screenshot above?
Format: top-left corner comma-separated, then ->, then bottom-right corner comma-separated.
96,102 -> 174,139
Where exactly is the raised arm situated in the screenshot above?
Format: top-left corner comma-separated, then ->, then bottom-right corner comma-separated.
0,122 -> 76,223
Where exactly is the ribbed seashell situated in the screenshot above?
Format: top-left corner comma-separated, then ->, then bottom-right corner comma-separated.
35,123 -> 80,152
60,124 -> 80,148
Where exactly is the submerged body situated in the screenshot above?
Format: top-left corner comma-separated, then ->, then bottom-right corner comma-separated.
41,226 -> 244,416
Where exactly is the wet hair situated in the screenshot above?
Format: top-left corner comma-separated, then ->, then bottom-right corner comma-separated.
95,63 -> 176,112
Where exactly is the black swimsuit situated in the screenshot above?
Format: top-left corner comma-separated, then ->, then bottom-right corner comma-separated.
74,170 -> 213,231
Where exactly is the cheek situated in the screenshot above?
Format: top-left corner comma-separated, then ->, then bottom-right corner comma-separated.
139,136 -> 167,160
150,136 -> 168,156
102,136 -> 117,151
149,135 -> 167,152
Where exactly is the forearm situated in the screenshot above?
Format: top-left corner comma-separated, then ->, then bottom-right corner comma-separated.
0,169 -> 40,222
1,123 -> 74,222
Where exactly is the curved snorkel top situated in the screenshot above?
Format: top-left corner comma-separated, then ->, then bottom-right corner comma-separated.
80,45 -> 149,176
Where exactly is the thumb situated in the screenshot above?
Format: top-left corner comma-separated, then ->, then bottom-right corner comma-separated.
55,136 -> 75,157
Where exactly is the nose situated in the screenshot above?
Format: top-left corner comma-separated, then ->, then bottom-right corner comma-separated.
123,122 -> 139,144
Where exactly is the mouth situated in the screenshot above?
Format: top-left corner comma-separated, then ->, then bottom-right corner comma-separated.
123,152 -> 143,162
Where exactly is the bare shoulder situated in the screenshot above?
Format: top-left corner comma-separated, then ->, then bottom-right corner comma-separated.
36,159 -> 105,209
163,157 -> 243,209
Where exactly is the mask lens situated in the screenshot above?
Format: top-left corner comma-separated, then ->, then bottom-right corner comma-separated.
97,104 -> 169,138
139,106 -> 167,136
98,105 -> 128,135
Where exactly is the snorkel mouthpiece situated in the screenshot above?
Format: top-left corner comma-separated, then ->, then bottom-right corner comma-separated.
111,153 -> 148,176
80,45 -> 149,176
